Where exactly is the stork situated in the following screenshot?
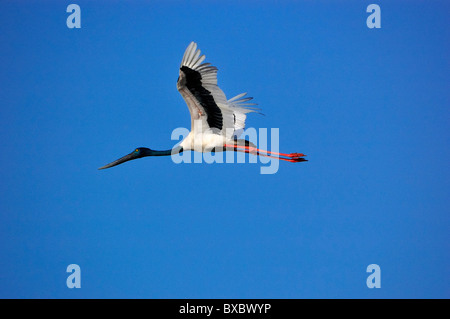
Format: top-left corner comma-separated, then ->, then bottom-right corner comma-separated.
99,42 -> 307,170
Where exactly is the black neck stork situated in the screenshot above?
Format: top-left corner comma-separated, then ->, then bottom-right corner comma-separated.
98,42 -> 307,170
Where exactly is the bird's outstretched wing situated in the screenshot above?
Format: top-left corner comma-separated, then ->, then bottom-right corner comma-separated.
177,42 -> 258,139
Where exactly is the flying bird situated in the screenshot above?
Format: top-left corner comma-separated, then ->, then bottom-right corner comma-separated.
99,42 -> 307,170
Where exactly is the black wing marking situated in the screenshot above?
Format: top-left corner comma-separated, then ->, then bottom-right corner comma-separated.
180,66 -> 223,131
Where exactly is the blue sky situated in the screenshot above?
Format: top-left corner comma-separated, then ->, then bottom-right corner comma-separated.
0,1 -> 448,298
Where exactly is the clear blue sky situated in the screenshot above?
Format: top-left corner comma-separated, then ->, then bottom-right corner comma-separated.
0,1 -> 448,298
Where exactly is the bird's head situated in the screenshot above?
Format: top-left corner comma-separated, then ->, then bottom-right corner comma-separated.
98,147 -> 153,170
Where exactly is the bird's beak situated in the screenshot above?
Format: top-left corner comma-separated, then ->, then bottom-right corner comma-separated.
98,152 -> 136,170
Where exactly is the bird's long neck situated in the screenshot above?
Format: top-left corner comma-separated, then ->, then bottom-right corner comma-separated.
148,146 -> 183,157
150,149 -> 173,156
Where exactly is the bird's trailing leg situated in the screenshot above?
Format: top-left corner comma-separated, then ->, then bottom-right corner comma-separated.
224,144 -> 307,162
235,144 -> 306,159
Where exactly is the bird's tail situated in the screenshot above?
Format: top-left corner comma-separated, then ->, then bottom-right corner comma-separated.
227,93 -> 261,138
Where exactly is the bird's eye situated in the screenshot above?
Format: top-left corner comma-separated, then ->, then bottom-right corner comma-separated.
135,149 -> 139,152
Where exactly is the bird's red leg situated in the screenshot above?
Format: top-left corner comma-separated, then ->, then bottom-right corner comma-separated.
224,144 -> 307,163
225,144 -> 306,159
237,148 -> 306,163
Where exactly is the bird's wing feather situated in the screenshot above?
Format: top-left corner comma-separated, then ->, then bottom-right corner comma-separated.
177,42 -> 258,138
